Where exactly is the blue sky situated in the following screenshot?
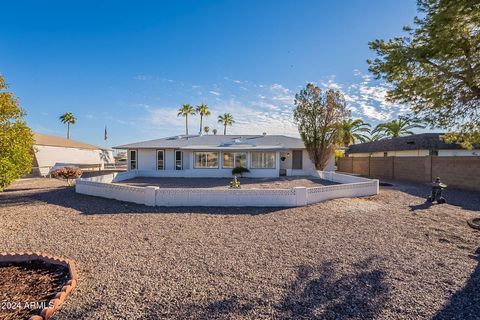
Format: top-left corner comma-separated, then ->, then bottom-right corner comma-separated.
1,0 -> 418,147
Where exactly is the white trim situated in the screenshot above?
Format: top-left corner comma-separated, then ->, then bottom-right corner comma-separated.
129,149 -> 137,171
156,149 -> 165,170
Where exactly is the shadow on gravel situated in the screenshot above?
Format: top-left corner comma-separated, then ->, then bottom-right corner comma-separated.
276,257 -> 389,319
433,248 -> 480,320
0,186 -> 283,215
142,257 -> 390,319
385,180 -> 480,212
409,201 -> 433,212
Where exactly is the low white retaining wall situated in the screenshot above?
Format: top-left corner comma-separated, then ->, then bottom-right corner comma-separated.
75,171 -> 379,207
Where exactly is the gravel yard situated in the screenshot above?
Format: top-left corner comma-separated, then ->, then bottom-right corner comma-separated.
117,176 -> 336,189
1,178 -> 479,319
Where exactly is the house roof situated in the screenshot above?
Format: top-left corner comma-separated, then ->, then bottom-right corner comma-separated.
114,134 -> 306,150
34,132 -> 104,150
346,133 -> 466,154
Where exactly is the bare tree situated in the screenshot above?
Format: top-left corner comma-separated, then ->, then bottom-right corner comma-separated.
293,83 -> 348,170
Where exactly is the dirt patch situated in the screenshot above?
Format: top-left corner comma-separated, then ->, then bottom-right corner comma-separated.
0,260 -> 70,320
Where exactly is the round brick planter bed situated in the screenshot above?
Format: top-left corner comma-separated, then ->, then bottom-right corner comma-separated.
467,218 -> 480,230
0,253 -> 78,320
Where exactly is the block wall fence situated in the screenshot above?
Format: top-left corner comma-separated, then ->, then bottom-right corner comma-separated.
75,171 -> 379,207
338,156 -> 480,192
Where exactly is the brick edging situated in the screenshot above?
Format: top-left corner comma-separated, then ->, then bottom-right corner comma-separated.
0,252 -> 78,320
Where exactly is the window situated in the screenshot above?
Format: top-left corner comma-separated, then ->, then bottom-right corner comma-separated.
157,150 -> 164,170
175,151 -> 183,170
429,150 -> 438,156
129,150 -> 137,170
383,152 -> 388,157
251,152 -> 275,169
194,152 -> 219,168
223,152 -> 247,168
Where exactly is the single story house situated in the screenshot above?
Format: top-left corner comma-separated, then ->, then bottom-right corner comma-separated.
33,132 -> 114,176
114,134 -> 334,178
346,133 -> 480,157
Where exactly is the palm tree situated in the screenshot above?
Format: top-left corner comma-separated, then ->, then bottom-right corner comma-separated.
217,113 -> 235,135
196,103 -> 211,134
340,119 -> 371,147
59,112 -> 77,139
372,117 -> 425,139
177,104 -> 196,137
204,126 -> 210,135
212,128 -> 218,135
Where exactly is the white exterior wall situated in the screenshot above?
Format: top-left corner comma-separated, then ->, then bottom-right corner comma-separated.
350,149 -> 480,157
130,149 -> 282,178
349,150 -> 430,157
438,149 -> 480,156
34,145 -> 113,176
127,149 -> 332,178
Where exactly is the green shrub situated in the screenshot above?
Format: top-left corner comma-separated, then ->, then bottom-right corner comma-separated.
51,167 -> 82,185
0,75 -> 34,191
231,166 -> 250,177
229,176 -> 241,189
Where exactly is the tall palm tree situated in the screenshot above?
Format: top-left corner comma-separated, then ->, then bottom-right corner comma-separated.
212,128 -> 218,135
218,113 -> 235,135
196,103 -> 211,134
59,112 -> 77,139
340,119 -> 371,147
372,117 -> 425,139
177,104 -> 196,137
204,126 -> 210,135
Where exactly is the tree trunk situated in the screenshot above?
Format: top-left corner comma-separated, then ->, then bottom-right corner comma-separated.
67,123 -> 70,139
186,116 -> 189,138
199,115 -> 203,134
224,124 -> 227,135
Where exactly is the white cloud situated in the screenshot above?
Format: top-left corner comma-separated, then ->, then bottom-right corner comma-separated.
133,75 -> 148,81
131,71 -> 411,138
270,83 -> 290,94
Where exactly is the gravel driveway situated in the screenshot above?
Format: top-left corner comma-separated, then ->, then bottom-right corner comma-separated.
1,178 -> 479,319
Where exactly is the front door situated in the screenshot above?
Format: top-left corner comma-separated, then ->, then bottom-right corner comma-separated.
292,150 -> 303,170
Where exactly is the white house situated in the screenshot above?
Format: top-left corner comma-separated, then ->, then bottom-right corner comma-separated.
114,134 -> 334,178
33,132 -> 114,176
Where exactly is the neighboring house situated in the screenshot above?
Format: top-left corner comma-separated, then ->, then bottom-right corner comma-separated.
346,133 -> 480,157
33,132 -> 114,176
114,134 -> 334,178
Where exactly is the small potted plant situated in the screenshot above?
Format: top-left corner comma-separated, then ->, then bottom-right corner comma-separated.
229,176 -> 241,189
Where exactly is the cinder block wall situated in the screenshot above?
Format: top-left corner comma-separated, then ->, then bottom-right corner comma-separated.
369,157 -> 393,179
337,157 -> 353,173
393,157 -> 431,182
352,158 -> 369,176
337,156 -> 480,191
432,157 -> 480,191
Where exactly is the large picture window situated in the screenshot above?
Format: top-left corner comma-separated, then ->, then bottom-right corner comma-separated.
157,150 -> 164,170
223,152 -> 247,168
129,150 -> 137,170
194,152 -> 219,168
251,152 -> 275,169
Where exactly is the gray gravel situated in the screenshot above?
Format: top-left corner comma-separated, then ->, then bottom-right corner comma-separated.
1,178 -> 479,319
118,176 -> 336,189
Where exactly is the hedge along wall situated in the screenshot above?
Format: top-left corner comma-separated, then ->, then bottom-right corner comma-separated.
338,156 -> 480,192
